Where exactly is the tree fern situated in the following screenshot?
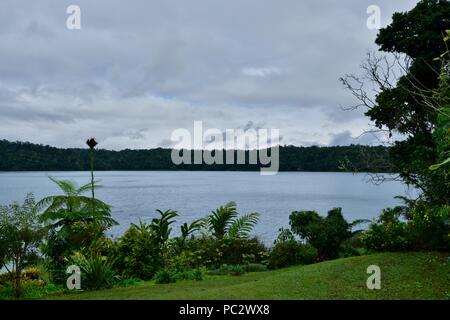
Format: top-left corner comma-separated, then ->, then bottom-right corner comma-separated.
35,177 -> 117,229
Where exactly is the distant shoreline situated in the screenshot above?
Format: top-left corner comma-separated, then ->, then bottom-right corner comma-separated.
0,140 -> 394,173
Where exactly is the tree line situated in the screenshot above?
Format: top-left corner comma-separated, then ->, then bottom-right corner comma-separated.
0,139 -> 393,172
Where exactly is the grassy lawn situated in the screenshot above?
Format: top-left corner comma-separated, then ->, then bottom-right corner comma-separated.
46,252 -> 449,300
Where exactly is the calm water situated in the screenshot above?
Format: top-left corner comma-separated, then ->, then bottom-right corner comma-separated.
0,171 -> 417,244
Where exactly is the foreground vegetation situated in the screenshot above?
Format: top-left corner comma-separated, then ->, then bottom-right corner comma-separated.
46,252 -> 449,300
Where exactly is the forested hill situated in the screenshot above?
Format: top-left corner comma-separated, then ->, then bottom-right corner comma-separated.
0,140 -> 393,172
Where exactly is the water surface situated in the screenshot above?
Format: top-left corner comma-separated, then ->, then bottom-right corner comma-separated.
0,171 -> 416,243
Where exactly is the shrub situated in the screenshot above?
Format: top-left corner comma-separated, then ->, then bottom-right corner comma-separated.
165,249 -> 199,272
339,237 -> 364,258
154,270 -> 177,284
72,252 -> 117,290
0,281 -> 63,300
183,236 -> 269,269
362,207 -> 409,252
363,202 -> 450,252
191,268 -> 204,281
115,210 -> 177,280
209,264 -> 246,276
0,266 -> 47,288
22,267 -> 42,281
268,241 -> 317,269
114,222 -> 164,280
274,227 -> 295,244
243,263 -> 268,272
407,202 -> 449,250
289,208 -> 365,260
227,264 -> 245,276
176,268 -> 204,281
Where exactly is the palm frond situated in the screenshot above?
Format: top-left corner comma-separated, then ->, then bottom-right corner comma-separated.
181,219 -> 203,239
227,212 -> 260,239
349,219 -> 371,228
48,176 -> 78,196
77,180 -> 103,194
207,201 -> 238,238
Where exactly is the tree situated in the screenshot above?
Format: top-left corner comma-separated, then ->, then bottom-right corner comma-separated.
35,177 -> 117,283
341,0 -> 450,204
430,32 -> 450,174
36,176 -> 117,230
204,201 -> 259,239
289,208 -> 368,260
0,194 -> 45,297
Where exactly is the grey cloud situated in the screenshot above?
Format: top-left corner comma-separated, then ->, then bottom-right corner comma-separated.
0,0 -> 419,149
328,130 -> 387,146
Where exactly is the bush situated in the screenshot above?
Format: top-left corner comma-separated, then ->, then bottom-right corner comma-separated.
154,270 -> 177,284
114,211 -> 177,280
339,237 -> 364,258
407,202 -> 449,250
191,268 -> 204,281
0,281 -> 63,300
183,236 -> 269,269
0,266 -> 47,287
289,208 -> 363,260
242,263 -> 268,272
268,241 -> 317,269
165,249 -> 200,272
22,267 -> 42,281
363,202 -> 450,252
208,264 -> 246,276
362,207 -> 409,252
176,268 -> 204,281
72,252 -> 117,290
114,222 -> 164,280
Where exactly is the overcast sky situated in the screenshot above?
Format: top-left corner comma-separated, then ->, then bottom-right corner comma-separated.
0,0 -> 418,150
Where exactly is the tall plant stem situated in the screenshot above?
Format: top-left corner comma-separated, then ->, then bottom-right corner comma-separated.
90,148 -> 95,214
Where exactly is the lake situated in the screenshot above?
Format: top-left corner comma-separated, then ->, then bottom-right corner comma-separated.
0,171 -> 417,244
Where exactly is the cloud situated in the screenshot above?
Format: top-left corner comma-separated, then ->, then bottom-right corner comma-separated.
0,0 -> 419,149
242,67 -> 281,78
328,130 -> 390,146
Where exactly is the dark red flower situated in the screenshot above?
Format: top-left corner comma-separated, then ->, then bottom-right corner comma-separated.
86,137 -> 98,149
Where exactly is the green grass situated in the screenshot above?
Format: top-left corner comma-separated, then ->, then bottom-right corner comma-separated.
46,252 -> 449,300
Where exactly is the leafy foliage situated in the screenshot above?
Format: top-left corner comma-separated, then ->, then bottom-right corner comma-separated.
36,177 -> 116,284
362,207 -> 410,252
289,208 -> 368,260
181,236 -> 269,269
268,241 -> 317,269
204,201 -> 259,239
71,252 -> 117,290
114,210 -> 178,280
0,194 -> 46,297
362,200 -> 450,251
154,270 -> 178,284
36,177 -> 117,230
